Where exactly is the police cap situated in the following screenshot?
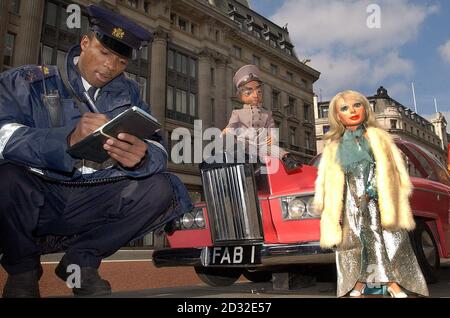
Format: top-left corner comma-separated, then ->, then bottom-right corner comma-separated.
87,4 -> 152,59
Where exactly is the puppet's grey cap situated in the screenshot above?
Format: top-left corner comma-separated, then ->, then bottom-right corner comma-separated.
233,64 -> 262,89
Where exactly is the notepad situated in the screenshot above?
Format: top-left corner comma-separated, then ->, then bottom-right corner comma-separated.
68,106 -> 162,163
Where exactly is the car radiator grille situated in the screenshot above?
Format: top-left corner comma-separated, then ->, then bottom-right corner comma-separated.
201,164 -> 263,243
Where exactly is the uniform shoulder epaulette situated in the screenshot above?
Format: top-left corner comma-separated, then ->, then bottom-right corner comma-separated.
18,65 -> 58,83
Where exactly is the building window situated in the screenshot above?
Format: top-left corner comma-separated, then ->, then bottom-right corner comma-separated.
138,77 -> 147,101
45,1 -> 57,27
272,90 -> 280,110
191,24 -> 196,35
211,67 -> 215,85
215,30 -> 220,42
9,0 -> 20,14
144,1 -> 151,13
305,131 -> 311,149
390,119 -> 397,129
189,58 -> 196,78
168,50 -> 174,70
167,86 -> 174,110
3,33 -> 15,66
178,18 -> 188,32
301,79 -> 308,89
176,89 -> 187,113
286,71 -> 293,82
126,0 -> 138,8
286,97 -> 296,116
233,46 -> 242,59
271,64 -> 278,75
56,50 -> 67,71
167,47 -> 198,123
269,38 -> 277,48
253,28 -> 262,39
319,105 -> 329,119
170,13 -> 176,24
303,103 -> 311,122
176,53 -> 188,75
42,45 -> 53,65
253,55 -> 261,67
190,93 -> 197,117
323,125 -> 330,134
289,127 -> 297,146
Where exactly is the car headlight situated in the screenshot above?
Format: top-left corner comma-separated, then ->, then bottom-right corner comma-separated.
181,212 -> 195,229
288,198 -> 306,219
194,209 -> 206,228
280,195 -> 318,220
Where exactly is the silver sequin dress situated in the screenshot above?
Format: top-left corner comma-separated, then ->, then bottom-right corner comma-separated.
335,157 -> 429,297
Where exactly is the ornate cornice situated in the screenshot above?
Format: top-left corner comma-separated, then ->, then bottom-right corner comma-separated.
153,26 -> 169,41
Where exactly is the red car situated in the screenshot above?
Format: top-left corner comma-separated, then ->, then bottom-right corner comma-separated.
153,139 -> 450,286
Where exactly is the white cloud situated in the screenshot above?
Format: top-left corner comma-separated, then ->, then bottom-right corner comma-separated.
387,82 -> 410,99
272,0 -> 438,56
269,0 -> 438,100
310,52 -> 370,100
370,52 -> 414,84
438,40 -> 450,64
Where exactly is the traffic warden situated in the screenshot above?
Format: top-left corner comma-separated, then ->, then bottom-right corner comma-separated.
0,5 -> 193,297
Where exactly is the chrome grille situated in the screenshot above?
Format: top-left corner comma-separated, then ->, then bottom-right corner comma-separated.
201,163 -> 263,243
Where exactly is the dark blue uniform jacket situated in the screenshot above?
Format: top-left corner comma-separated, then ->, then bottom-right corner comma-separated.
0,45 -> 192,217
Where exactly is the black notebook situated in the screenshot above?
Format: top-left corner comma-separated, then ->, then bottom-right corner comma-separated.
68,106 -> 162,163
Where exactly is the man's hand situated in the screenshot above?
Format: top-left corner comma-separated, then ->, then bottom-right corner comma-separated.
103,133 -> 148,168
69,113 -> 109,146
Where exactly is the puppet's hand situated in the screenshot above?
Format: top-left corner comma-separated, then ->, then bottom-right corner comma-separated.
221,127 -> 229,137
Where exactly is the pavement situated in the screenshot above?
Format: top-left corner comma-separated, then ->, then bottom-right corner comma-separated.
1,250 -> 449,298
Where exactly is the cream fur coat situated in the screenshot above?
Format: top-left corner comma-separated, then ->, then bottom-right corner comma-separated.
313,127 -> 415,249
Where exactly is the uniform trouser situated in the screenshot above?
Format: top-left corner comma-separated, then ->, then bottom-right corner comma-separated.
0,163 -> 173,275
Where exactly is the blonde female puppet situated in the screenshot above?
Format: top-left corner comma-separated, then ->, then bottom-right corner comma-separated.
313,90 -> 429,298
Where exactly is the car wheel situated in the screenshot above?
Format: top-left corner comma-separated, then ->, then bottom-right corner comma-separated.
242,270 -> 272,283
411,221 -> 440,283
194,266 -> 241,287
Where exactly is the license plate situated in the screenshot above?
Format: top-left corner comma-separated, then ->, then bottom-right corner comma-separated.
206,245 -> 261,265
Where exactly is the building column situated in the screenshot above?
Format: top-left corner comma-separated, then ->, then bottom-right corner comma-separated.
0,0 -> 9,70
226,65 -> 233,120
198,48 -> 212,128
14,0 -> 45,66
149,27 -> 169,126
215,54 -> 228,129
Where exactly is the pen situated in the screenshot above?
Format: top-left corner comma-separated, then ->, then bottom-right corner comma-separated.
83,91 -> 100,113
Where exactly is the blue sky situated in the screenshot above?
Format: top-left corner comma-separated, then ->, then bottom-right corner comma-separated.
250,0 -> 450,123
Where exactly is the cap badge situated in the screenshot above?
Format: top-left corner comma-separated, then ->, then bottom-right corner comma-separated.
112,27 -> 125,39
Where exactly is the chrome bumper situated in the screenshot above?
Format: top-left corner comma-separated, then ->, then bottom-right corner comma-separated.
152,242 -> 335,268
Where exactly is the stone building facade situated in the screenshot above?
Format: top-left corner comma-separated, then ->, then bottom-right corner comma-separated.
314,86 -> 448,168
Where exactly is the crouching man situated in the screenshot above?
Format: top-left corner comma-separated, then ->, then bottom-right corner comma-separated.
0,5 -> 192,297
